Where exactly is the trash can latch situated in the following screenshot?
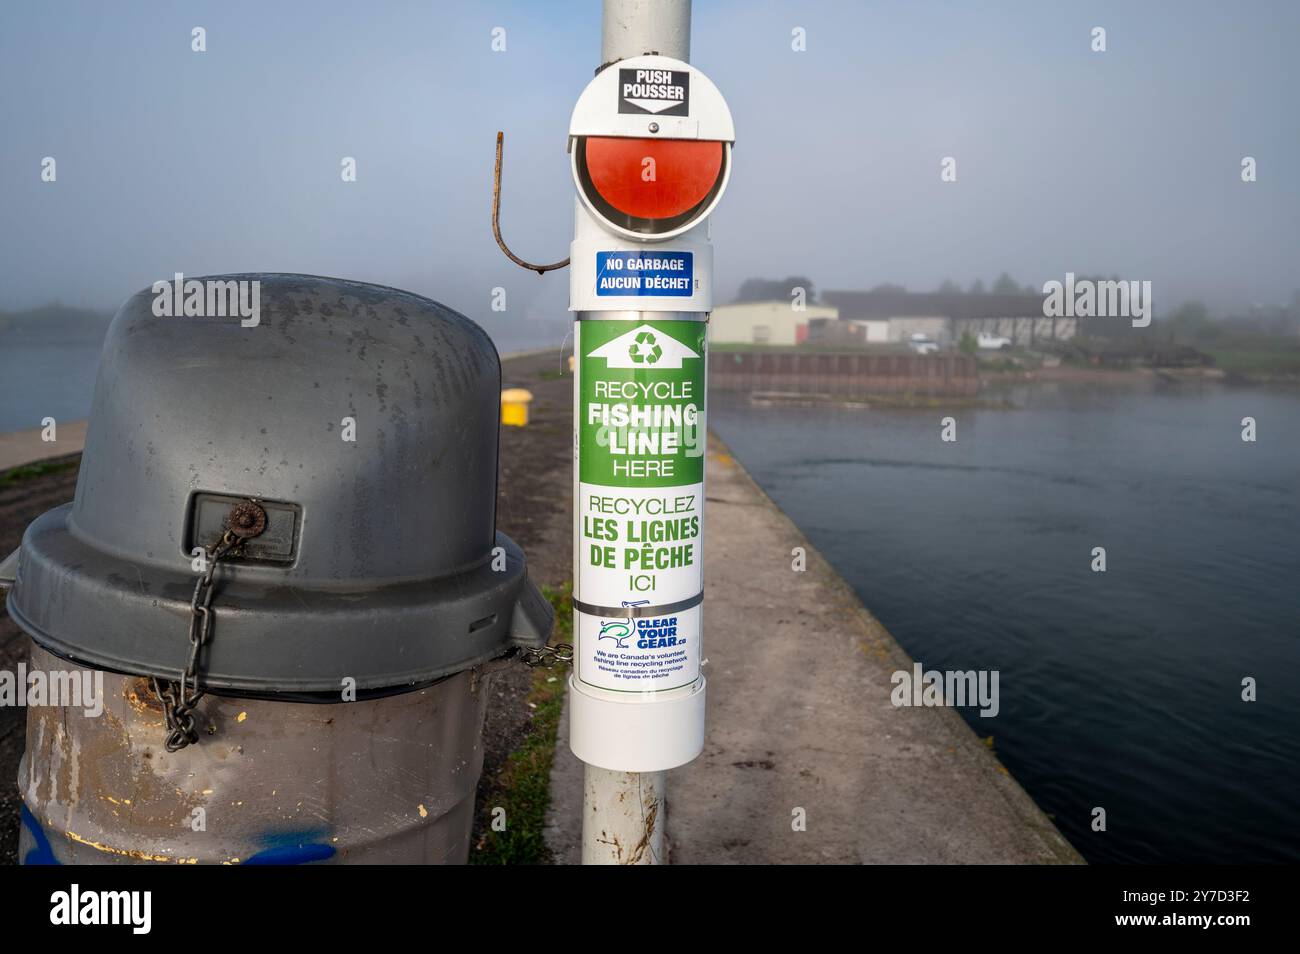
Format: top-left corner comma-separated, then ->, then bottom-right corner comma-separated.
152,499 -> 268,752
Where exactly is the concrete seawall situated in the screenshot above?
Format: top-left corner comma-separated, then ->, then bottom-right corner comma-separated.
548,428 -> 1082,864
709,350 -> 980,398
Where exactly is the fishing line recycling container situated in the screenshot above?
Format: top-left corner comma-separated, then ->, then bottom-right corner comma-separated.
0,274 -> 553,865
566,55 -> 734,772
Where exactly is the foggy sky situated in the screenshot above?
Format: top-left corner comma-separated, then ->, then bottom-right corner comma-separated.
2,0 -> 1297,342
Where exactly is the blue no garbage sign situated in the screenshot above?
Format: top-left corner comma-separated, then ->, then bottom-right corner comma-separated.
595,251 -> 694,297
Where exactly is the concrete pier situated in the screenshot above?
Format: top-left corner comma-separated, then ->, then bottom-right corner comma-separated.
0,421 -> 87,472
546,395 -> 1081,864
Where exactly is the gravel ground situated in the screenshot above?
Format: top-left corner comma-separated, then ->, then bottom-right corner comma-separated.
0,458 -> 80,865
0,349 -> 573,865
468,350 -> 574,858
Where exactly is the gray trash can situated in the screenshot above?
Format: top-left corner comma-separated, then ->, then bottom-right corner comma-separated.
0,274 -> 553,864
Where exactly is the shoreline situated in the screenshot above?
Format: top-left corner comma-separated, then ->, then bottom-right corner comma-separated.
4,355 -> 1295,473
0,422 -> 89,473
0,348 -> 562,474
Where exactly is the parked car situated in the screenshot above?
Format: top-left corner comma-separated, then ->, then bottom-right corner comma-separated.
908,332 -> 940,355
977,331 -> 1013,350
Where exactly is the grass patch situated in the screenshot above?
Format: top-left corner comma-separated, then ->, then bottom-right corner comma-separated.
1205,349 -> 1300,375
0,455 -> 80,487
470,582 -> 572,865
711,342 -> 914,354
977,357 -> 1026,373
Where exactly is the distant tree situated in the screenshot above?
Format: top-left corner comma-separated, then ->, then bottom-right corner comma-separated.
1167,301 -> 1218,340
868,283 -> 906,295
1024,283 -> 1039,296
736,276 -> 815,304
968,279 -> 987,295
958,331 -> 978,354
992,272 -> 1021,295
936,279 -> 962,294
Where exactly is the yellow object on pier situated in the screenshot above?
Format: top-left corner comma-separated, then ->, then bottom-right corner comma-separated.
500,388 -> 534,427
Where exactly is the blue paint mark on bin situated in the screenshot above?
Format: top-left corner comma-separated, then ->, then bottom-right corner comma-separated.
245,829 -> 336,865
20,803 -> 60,865
18,807 -> 335,866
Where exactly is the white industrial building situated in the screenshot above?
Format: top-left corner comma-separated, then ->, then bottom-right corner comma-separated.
823,290 -> 1077,347
710,300 -> 838,346
848,318 -> 890,342
712,290 -> 1077,349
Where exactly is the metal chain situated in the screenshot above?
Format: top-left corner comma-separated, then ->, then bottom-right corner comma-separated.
151,496 -> 566,745
152,501 -> 265,752
518,642 -> 574,668
151,532 -> 235,751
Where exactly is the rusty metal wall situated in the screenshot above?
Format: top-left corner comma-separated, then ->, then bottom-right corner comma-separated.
17,644 -> 493,865
708,351 -> 980,397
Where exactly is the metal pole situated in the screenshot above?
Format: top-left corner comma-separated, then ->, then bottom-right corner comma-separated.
600,0 -> 691,65
582,764 -> 666,864
578,0 -> 692,866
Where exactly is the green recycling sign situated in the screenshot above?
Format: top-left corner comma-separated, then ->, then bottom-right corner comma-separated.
575,317 -> 707,693
579,319 -> 707,488
629,330 -> 662,364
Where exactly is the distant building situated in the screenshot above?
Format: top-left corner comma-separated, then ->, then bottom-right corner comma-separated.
710,300 -> 838,346
823,290 -> 1076,346
807,316 -> 888,344
885,315 -> 949,344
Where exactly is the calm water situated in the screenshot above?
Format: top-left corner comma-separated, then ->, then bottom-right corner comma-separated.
711,381 -> 1300,864
0,340 -> 105,434
0,324 -> 550,435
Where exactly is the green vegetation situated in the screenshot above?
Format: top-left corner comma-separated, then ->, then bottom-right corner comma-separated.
1204,347 -> 1300,376
0,305 -> 112,341
1162,322 -> 1300,376
976,348 -> 1044,372
1166,301 -> 1218,340
470,582 -> 572,865
710,341 -> 914,354
979,357 -> 1029,373
1161,304 -> 1300,377
0,455 -> 80,487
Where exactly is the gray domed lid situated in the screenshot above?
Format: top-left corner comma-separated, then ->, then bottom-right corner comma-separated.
3,274 -> 552,694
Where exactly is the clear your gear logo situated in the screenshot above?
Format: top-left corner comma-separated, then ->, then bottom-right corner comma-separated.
596,603 -> 682,652
597,619 -> 635,649
598,601 -> 649,649
587,324 -> 700,369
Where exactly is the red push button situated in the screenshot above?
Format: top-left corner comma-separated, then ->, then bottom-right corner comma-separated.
582,137 -> 724,221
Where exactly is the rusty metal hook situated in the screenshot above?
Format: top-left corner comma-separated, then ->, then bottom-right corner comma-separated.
492,132 -> 570,276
